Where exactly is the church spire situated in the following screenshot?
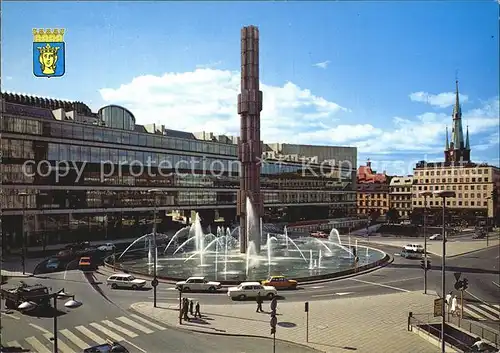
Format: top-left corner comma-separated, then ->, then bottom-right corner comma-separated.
465,125 -> 470,150
451,80 -> 465,149
445,126 -> 449,150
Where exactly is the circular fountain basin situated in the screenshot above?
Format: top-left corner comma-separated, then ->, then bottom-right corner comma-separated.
114,237 -> 388,284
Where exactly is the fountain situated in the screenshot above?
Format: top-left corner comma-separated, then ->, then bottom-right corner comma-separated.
116,198 -> 385,282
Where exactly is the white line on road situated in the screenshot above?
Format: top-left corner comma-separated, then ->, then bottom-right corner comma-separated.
75,325 -> 105,344
1,312 -> 20,320
470,305 -> 499,320
492,281 -> 500,288
116,316 -> 154,334
6,340 -> 21,348
43,332 -> 76,353
129,313 -> 166,330
310,286 -> 325,289
102,320 -> 138,338
90,322 -> 125,342
25,336 -> 51,353
29,323 -> 51,334
60,329 -> 88,349
462,306 -> 485,320
348,278 -> 410,292
123,339 -> 148,353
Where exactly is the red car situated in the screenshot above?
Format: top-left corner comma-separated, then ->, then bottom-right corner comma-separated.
310,231 -> 327,239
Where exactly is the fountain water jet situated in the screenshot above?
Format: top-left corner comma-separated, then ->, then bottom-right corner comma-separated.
163,226 -> 189,255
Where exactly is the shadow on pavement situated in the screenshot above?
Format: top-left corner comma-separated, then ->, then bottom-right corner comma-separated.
0,346 -> 31,352
83,272 -> 116,305
23,306 -> 67,318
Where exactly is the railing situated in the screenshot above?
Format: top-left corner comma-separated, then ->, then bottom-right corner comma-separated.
408,312 -> 470,351
447,314 -> 499,348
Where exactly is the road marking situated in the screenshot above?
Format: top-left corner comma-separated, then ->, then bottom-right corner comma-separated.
60,328 -> 88,349
470,305 -> 499,320
123,339 -> 148,353
29,323 -> 51,334
26,336 -> 51,353
492,282 -> 500,288
492,304 -> 500,309
129,313 -> 167,330
75,325 -> 105,344
116,316 -> 154,334
310,286 -> 325,289
462,306 -> 486,320
480,304 -> 500,316
311,293 -> 336,298
90,322 -> 125,342
348,278 -> 410,292
43,332 -> 76,353
6,340 -> 21,347
336,292 -> 354,296
102,320 -> 138,338
2,312 -> 20,320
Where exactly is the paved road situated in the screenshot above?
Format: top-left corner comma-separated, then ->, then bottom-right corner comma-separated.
1,271 -> 318,352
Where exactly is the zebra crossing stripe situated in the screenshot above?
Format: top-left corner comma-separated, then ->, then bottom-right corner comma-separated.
6,340 -> 21,348
60,328 -> 88,349
75,325 -> 105,344
479,304 -> 500,317
25,336 -> 51,353
470,305 -> 499,321
43,332 -> 76,353
116,316 -> 154,334
462,306 -> 485,320
492,304 -> 500,309
129,313 -> 167,330
89,322 -> 125,342
102,320 -> 138,338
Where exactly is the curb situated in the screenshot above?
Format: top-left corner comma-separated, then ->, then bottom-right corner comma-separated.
129,306 -> 325,353
446,244 -> 500,259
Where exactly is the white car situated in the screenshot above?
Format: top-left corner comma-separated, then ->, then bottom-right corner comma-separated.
175,277 -> 222,292
227,281 -> 277,300
429,234 -> 442,240
404,244 -> 424,253
98,243 -> 116,252
107,274 -> 146,290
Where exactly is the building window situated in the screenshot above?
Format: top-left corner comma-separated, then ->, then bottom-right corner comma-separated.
484,201 -> 487,206
471,201 -> 474,206
484,178 -> 489,182
464,201 -> 468,206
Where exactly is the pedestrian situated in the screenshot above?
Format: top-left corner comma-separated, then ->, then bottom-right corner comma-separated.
194,301 -> 201,318
445,291 -> 452,306
189,300 -> 194,316
256,292 -> 263,312
182,299 -> 189,321
450,295 -> 458,316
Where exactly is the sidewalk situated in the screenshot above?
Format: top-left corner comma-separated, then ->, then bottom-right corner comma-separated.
357,236 -> 499,257
131,291 -> 438,353
1,257 -> 42,277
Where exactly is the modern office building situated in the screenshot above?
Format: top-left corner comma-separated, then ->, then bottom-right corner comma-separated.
1,92 -> 358,249
388,176 -> 414,220
356,160 -> 390,219
411,81 -> 499,225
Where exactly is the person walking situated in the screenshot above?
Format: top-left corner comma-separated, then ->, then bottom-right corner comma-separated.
194,301 -> 201,318
189,300 -> 194,316
450,295 -> 458,316
256,292 -> 264,312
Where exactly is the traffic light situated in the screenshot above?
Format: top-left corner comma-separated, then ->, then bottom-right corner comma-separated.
426,259 -> 431,270
462,278 -> 468,290
454,280 -> 463,290
420,259 -> 431,270
420,259 -> 425,269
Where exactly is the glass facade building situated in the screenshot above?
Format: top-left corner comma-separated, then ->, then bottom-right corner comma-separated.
1,93 -> 357,249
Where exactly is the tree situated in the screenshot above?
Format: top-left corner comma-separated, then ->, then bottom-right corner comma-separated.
386,208 -> 400,224
369,209 -> 381,222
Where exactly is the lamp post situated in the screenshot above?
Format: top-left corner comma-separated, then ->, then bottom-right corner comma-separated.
433,190 -> 456,353
486,197 -> 492,246
18,289 -> 82,353
419,191 -> 432,294
18,192 -> 29,275
148,188 -> 163,308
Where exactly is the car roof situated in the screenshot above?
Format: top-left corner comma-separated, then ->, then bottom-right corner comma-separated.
269,275 -> 284,278
110,273 -> 133,278
187,276 -> 205,280
240,282 -> 261,286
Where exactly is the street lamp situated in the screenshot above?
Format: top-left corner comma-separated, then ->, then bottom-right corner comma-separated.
419,191 -> 432,294
18,289 -> 82,353
18,192 -> 29,275
148,188 -> 163,308
433,189 -> 456,353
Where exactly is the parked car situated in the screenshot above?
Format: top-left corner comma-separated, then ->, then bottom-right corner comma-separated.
45,258 -> 60,271
227,281 -> 277,300
175,276 -> 222,292
261,275 -> 298,290
98,243 -> 116,252
106,274 -> 146,290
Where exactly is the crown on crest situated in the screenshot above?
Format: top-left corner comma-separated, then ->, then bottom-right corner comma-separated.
33,28 -> 65,43
38,43 -> 60,55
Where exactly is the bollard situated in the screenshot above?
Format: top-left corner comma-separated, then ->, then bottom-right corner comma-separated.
408,311 -> 413,331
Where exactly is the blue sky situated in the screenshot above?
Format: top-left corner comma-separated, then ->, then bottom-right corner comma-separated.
2,1 -> 499,174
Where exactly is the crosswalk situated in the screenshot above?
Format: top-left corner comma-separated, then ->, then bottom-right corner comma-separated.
461,302 -> 500,322
4,313 -> 166,353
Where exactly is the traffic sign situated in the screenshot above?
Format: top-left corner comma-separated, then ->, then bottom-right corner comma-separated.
453,272 -> 462,282
270,315 -> 277,328
151,279 -> 159,287
433,298 -> 443,317
304,302 -> 309,313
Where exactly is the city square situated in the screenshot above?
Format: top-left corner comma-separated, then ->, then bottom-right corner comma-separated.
1,1 -> 499,353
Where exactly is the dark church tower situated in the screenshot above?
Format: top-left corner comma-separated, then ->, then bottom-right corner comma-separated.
444,80 -> 471,163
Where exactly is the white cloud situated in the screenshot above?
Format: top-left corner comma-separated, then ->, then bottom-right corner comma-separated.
312,61 -> 330,69
409,91 -> 469,108
99,68 -> 347,142
99,68 -> 499,160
